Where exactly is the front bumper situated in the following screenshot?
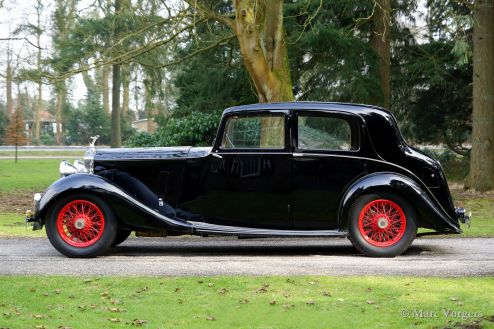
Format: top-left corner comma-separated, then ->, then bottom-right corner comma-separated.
25,192 -> 43,231
455,207 -> 471,227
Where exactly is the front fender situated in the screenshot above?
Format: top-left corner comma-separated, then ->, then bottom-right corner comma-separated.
338,172 -> 461,233
36,173 -> 193,232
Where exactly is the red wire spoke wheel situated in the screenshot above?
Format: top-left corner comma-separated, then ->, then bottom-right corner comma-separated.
56,200 -> 105,248
358,199 -> 407,247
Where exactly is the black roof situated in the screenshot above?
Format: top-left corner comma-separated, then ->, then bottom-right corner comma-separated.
223,101 -> 392,118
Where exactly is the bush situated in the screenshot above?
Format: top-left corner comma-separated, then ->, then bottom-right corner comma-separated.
126,111 -> 222,147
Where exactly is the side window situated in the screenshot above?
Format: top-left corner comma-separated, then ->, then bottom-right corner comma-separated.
221,114 -> 285,149
298,114 -> 357,151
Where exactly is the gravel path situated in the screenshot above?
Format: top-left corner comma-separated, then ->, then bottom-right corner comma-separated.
0,237 -> 492,277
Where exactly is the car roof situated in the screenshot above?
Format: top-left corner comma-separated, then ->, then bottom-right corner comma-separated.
223,101 -> 392,118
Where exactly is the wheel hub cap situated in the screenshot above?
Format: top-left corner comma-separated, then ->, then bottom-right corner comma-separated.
74,218 -> 86,229
377,217 -> 389,229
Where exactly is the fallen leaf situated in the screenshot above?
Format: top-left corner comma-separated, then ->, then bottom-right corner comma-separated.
239,299 -> 249,304
54,289 -> 61,295
286,278 -> 295,284
110,299 -> 121,305
367,300 -> 375,305
35,326 -> 46,329
449,297 -> 459,302
136,287 -> 149,293
174,288 -> 181,293
58,327 -> 73,329
107,318 -> 121,323
107,307 -> 124,313
337,298 -> 345,302
32,314 -> 45,319
262,283 -> 269,288
29,288 -> 36,293
83,279 -> 93,283
207,283 -> 214,288
283,293 -> 291,298
42,292 -> 49,297
131,319 -> 148,326
100,292 -> 110,298
309,281 -> 316,285
3,312 -> 11,317
205,316 -> 216,321
282,303 -> 295,310
256,287 -> 268,294
68,295 -> 76,299
218,288 -> 227,295
367,287 -> 372,292
269,300 -> 276,305
77,305 -> 86,310
323,291 -> 332,297
306,300 -> 315,305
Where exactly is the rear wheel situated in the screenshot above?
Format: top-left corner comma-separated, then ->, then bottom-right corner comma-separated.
348,193 -> 417,257
45,193 -> 117,258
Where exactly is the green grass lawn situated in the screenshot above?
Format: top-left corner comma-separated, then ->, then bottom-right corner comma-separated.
0,276 -> 492,329
0,159 -> 61,192
0,150 -> 83,157
0,213 -> 45,238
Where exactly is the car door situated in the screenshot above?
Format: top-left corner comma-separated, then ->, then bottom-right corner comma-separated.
291,110 -> 366,230
199,110 -> 292,229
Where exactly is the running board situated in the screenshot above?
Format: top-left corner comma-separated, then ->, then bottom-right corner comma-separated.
189,221 -> 347,237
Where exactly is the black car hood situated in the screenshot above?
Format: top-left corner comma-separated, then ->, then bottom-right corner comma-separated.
94,146 -> 212,161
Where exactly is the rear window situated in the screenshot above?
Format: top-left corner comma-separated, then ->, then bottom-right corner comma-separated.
298,115 -> 357,151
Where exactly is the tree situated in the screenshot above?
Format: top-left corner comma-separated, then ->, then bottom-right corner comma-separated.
469,0 -> 494,191
369,0 -> 391,109
4,106 -> 26,163
51,0 -> 78,144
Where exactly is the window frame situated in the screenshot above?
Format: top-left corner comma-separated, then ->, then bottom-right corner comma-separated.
294,110 -> 361,154
215,110 -> 290,153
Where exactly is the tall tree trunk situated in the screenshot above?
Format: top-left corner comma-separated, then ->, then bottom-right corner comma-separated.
102,65 -> 110,114
34,0 -> 43,142
121,64 -> 130,114
469,0 -> 494,191
54,85 -> 65,145
369,0 -> 391,109
233,0 -> 293,102
144,77 -> 154,132
110,0 -> 123,147
111,63 -> 121,147
5,63 -> 13,117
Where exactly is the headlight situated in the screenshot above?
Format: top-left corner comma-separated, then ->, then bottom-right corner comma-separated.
59,160 -> 78,176
73,160 -> 88,173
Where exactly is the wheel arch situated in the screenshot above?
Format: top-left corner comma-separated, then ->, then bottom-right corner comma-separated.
338,172 -> 461,233
36,173 -> 193,233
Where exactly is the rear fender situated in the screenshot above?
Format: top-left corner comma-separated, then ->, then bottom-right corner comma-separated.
338,172 -> 461,233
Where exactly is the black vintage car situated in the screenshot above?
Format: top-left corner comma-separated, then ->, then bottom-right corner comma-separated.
27,102 -> 470,258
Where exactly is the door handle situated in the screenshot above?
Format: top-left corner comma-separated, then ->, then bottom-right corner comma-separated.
293,153 -> 304,158
212,153 -> 223,159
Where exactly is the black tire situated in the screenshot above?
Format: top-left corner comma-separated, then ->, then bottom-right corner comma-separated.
111,230 -> 132,247
45,193 -> 118,258
348,193 -> 417,257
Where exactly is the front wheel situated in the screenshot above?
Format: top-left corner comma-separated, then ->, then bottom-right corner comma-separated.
348,193 -> 417,257
45,193 -> 118,258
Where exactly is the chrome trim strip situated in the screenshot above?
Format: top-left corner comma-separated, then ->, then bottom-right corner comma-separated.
190,221 -> 347,237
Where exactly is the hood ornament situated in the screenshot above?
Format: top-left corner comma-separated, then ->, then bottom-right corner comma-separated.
89,135 -> 100,148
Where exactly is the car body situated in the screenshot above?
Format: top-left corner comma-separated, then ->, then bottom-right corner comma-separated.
26,102 -> 470,257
